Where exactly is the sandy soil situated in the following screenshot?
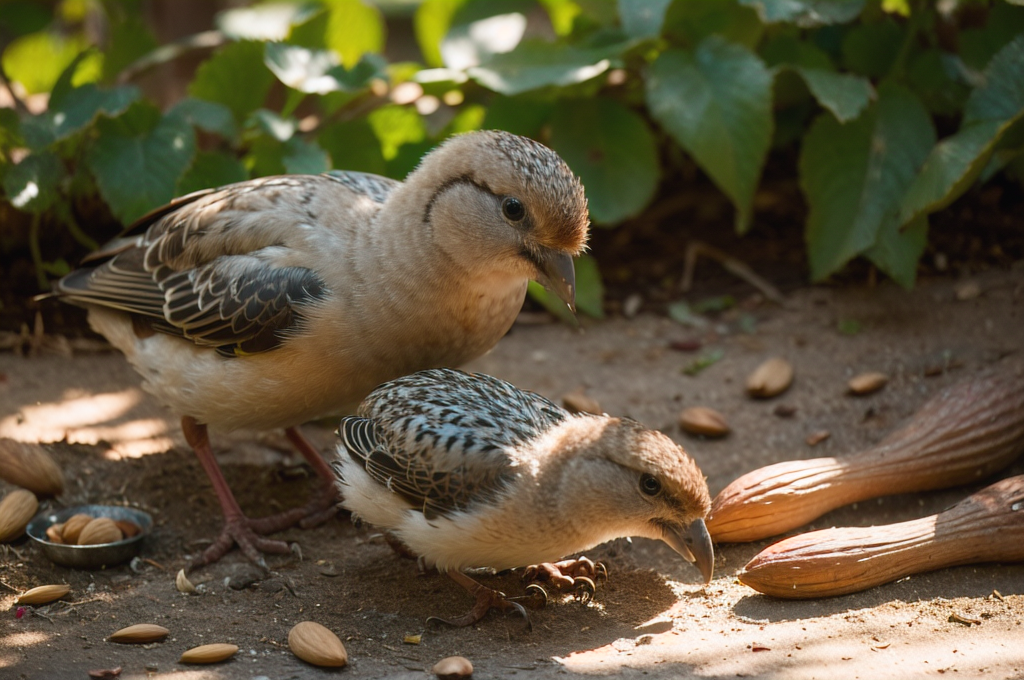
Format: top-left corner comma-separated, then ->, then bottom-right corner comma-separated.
0,269 -> 1022,680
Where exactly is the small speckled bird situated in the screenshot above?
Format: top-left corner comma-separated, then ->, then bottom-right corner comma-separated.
51,131 -> 589,568
334,368 -> 714,626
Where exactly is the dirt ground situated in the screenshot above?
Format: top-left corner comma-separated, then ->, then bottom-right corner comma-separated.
0,268 -> 1022,680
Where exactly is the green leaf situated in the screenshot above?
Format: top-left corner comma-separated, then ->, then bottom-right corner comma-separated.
86,103 -> 197,224
248,109 -> 297,142
101,15 -> 159,82
176,150 -> 248,196
791,67 -> 873,123
322,0 -> 386,68
415,0 -> 469,68
441,4 -> 530,70
646,38 -> 773,232
367,105 -> 426,161
799,83 -> 934,281
963,35 -> 1024,126
573,253 -> 605,318
663,0 -> 764,49
540,0 -> 582,35
217,3 -> 315,41
959,1 -> 1024,72
738,0 -> 865,26
526,254 -> 605,321
190,41 -> 274,124
906,49 -> 971,117
2,151 -> 63,214
168,97 -> 239,141
264,43 -> 386,95
549,98 -> 659,225
865,215 -> 927,290
841,18 -> 903,78
1,31 -> 85,94
897,36 -> 1024,226
283,137 -> 330,175
467,40 -> 617,96
618,0 -> 673,39
483,96 -> 554,138
21,82 -> 140,149
318,119 -> 388,175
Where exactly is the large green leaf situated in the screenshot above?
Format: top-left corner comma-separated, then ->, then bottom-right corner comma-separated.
283,137 -> 330,175
483,96 -> 554,137
322,0 -> 386,68
1,31 -> 85,95
467,40 -> 617,96
865,215 -> 927,290
549,98 -> 659,225
440,3 -> 530,70
189,41 -> 274,124
21,83 -> 140,149
897,36 -> 1024,226
841,19 -> 902,78
618,0 -> 673,39
318,119 -> 388,175
367,105 -> 427,161
86,103 -> 197,225
264,43 -> 386,94
663,0 -> 763,49
168,98 -> 238,142
738,0 -> 865,26
800,83 -> 934,281
415,0 -> 469,67
527,253 -> 604,322
2,151 -> 62,214
646,38 -> 773,232
791,67 -> 873,123
176,150 -> 248,196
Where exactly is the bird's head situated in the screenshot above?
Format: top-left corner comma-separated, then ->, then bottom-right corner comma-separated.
553,417 -> 714,584
402,130 -> 589,310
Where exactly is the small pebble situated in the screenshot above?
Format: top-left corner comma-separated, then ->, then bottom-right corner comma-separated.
805,430 -> 830,446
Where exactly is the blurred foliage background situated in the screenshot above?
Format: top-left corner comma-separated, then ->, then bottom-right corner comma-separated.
1,0 -> 1023,326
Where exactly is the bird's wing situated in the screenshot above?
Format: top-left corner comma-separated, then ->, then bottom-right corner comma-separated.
339,369 -> 569,519
55,176 -> 341,356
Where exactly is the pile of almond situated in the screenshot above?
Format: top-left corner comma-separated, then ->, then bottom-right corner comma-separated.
45,514 -> 140,546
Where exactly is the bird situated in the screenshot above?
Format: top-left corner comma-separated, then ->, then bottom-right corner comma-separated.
333,368 -> 714,626
49,130 -> 590,569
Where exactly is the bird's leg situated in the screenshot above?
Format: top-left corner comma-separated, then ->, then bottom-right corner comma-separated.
284,426 -> 343,529
427,570 -> 531,629
182,416 -> 297,570
522,557 -> 608,604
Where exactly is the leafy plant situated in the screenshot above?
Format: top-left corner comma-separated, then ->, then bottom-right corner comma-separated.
1,0 -> 1022,305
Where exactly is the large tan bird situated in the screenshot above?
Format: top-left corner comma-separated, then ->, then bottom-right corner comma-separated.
52,131 -> 589,568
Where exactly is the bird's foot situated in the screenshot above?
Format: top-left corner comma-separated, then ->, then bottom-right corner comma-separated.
189,515 -> 298,572
295,479 -> 343,529
428,571 -> 532,629
522,557 -> 608,604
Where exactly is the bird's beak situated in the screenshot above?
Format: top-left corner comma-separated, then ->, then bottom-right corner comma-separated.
535,251 -> 576,313
662,518 -> 714,584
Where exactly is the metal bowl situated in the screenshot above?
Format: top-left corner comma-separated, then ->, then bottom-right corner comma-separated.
26,505 -> 153,569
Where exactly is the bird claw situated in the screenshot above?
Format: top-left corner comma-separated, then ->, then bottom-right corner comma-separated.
511,583 -> 548,610
522,557 -> 607,600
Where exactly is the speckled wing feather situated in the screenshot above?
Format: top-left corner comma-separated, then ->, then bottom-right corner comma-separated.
55,177 -> 332,356
339,369 -> 569,519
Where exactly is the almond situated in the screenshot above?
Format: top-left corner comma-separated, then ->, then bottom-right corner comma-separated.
433,655 -> 473,679
746,358 -> 794,398
0,489 -> 38,542
288,621 -> 348,668
848,372 -> 888,395
17,584 -> 71,605
61,513 -> 94,544
0,439 -> 64,496
114,520 -> 141,538
77,517 -> 123,545
108,624 -> 170,644
179,643 -> 238,664
562,389 -> 602,415
679,407 -> 730,437
46,523 -> 65,544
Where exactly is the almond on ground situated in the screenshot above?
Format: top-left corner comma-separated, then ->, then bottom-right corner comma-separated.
108,624 -> 170,644
288,621 -> 347,668
0,489 -> 38,542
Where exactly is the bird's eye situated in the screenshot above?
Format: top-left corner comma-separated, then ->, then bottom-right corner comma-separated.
502,197 -> 526,222
639,473 -> 661,497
